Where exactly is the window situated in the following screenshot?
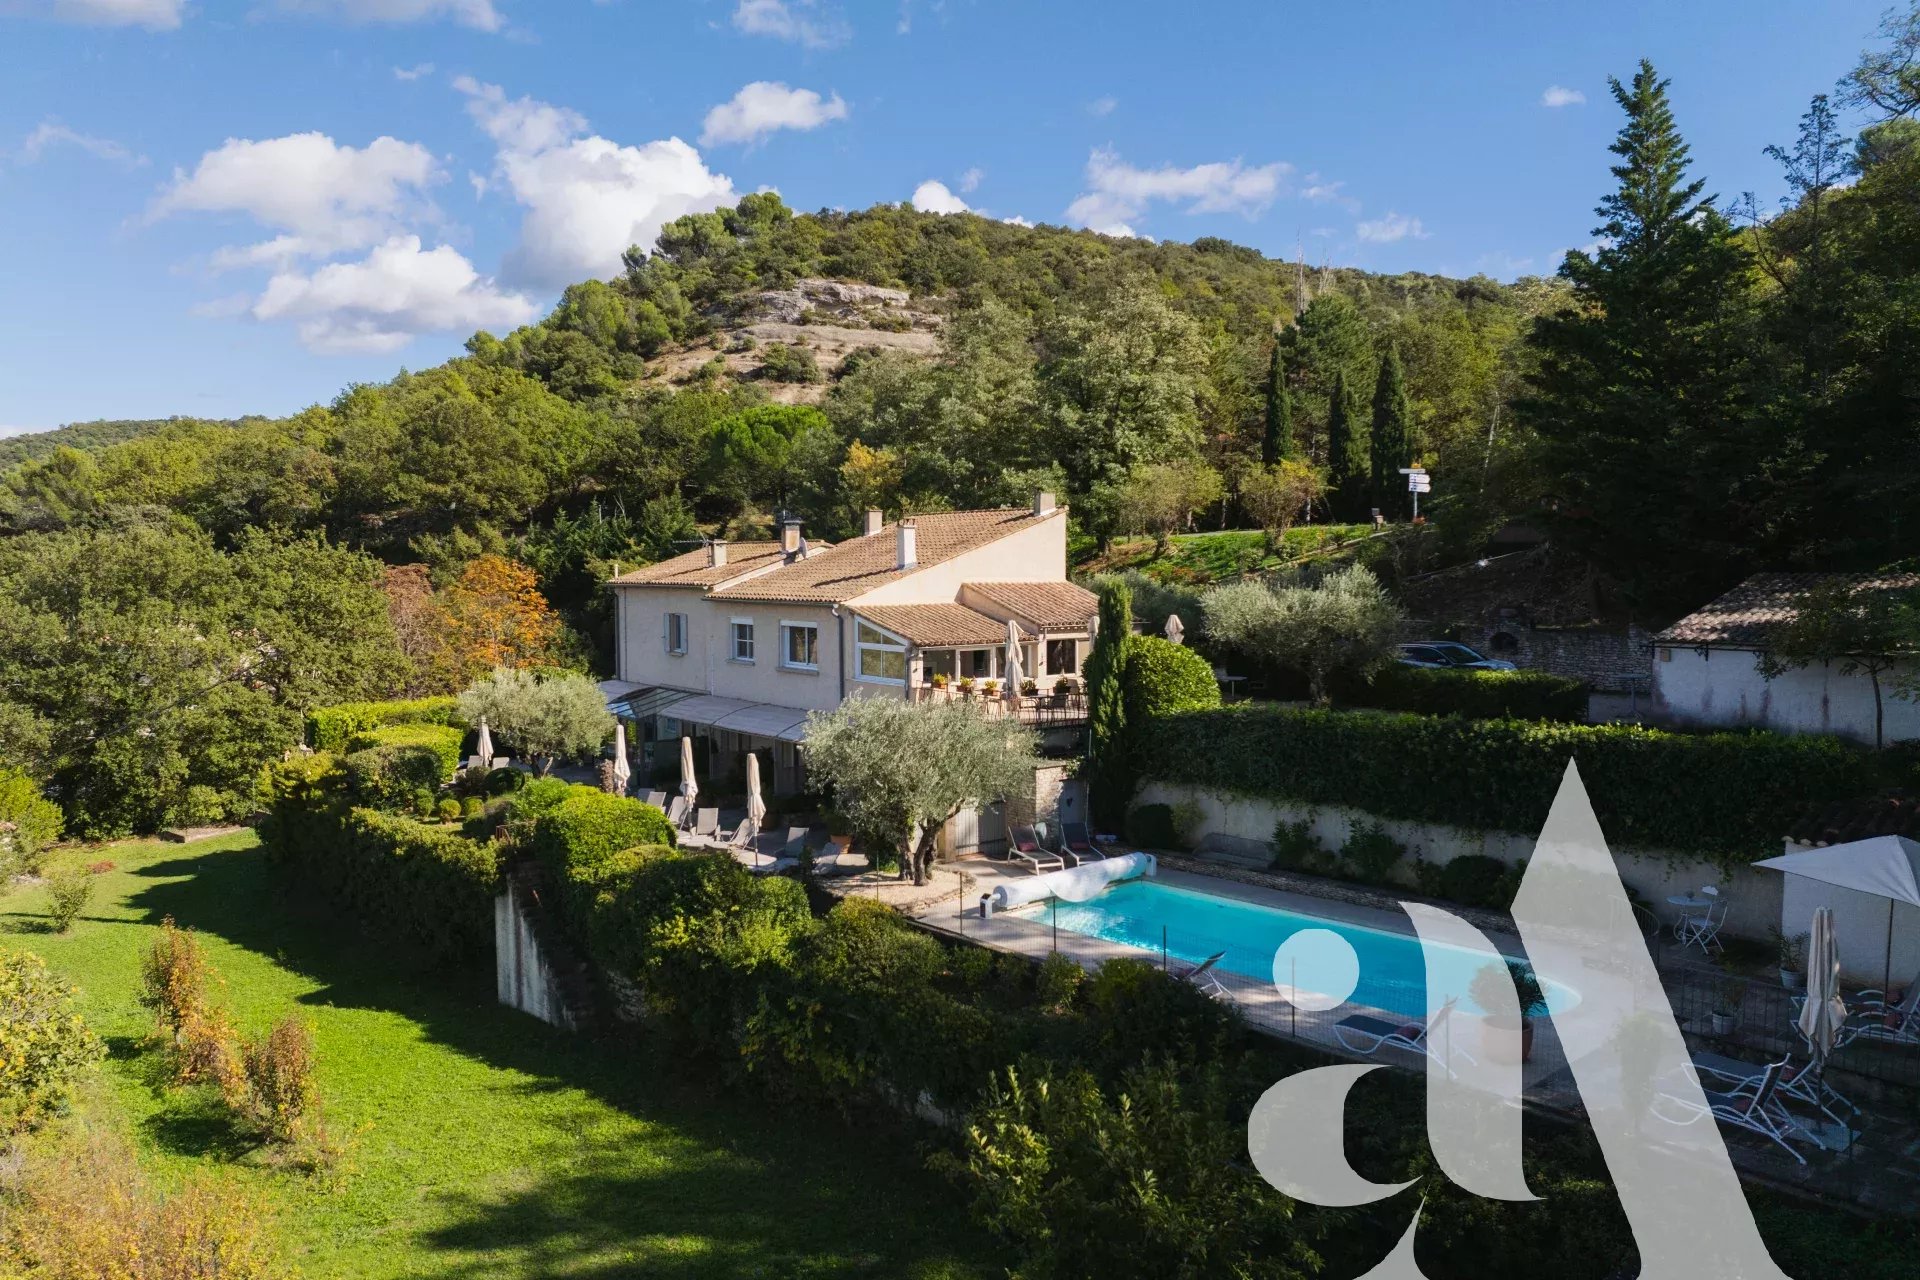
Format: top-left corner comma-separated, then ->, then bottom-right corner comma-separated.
1046,638 -> 1078,675
664,612 -> 688,655
730,618 -> 755,663
961,648 -> 993,680
781,622 -> 819,671
855,619 -> 908,685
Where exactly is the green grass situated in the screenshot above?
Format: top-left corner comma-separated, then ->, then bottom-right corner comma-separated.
3,835 -> 994,1279
1076,524 -> 1382,584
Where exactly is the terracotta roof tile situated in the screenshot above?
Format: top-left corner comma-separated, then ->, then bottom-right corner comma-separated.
610,542 -> 786,588
857,603 -> 1009,647
711,508 -> 1061,603
1654,571 -> 1920,648
964,581 -> 1099,631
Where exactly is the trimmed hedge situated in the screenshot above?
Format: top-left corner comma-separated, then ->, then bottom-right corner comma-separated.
306,696 -> 461,752
526,788 -> 677,931
1122,635 -> 1222,721
1340,664 -> 1589,722
343,745 -> 446,811
347,722 -> 467,779
1136,703 -> 1870,863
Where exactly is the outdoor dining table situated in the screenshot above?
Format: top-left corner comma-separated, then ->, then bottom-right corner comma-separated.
1667,893 -> 1714,939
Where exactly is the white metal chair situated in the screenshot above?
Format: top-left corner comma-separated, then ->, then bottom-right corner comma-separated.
1334,999 -> 1476,1073
1677,889 -> 1729,954
1654,1059 -> 1815,1165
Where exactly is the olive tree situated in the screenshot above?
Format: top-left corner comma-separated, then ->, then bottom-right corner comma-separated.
457,667 -> 613,775
1202,565 -> 1402,705
803,697 -> 1040,885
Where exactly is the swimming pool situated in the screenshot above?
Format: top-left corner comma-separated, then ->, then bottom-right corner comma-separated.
1014,877 -> 1577,1019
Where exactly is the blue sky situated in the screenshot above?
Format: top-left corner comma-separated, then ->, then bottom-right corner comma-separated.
0,0 -> 1889,433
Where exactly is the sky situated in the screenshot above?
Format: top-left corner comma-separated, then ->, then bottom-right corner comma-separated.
0,0 -> 1892,434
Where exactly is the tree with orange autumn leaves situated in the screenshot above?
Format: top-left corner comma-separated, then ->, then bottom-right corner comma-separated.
383,556 -> 561,691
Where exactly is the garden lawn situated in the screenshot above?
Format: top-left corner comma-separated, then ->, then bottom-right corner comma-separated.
2,833 -> 994,1280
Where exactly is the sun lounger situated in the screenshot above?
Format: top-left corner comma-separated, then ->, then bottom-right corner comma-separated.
1334,999 -> 1474,1073
665,795 -> 689,828
1692,1049 -> 1856,1135
1009,825 -> 1064,873
1061,821 -> 1101,863
1173,951 -> 1229,998
1654,1059 -> 1814,1164
642,790 -> 667,809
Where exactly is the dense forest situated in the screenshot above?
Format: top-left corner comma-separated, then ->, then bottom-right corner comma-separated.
3,15 -> 1918,838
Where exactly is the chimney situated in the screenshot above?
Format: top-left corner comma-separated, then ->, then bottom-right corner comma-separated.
1033,491 -> 1057,517
708,539 -> 727,568
896,518 -> 918,570
780,518 -> 802,557
864,508 -> 884,536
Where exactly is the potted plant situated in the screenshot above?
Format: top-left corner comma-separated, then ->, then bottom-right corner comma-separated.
957,677 -> 976,700
929,671 -> 949,691
1709,967 -> 1745,1036
1052,675 -> 1074,707
1469,959 -> 1548,1064
983,679 -> 1001,699
1020,678 -> 1038,697
1772,928 -> 1807,990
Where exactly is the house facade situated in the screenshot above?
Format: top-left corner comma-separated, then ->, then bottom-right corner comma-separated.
1651,572 -> 1920,746
604,494 -> 1095,794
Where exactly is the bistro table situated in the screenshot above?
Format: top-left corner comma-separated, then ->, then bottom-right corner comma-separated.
1667,892 -> 1715,943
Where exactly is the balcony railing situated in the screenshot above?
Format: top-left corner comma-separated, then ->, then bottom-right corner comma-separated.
910,684 -> 1089,727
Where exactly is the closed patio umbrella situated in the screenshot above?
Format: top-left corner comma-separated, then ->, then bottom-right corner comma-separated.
1757,835 -> 1920,992
1164,613 -> 1185,645
475,717 -> 494,770
610,722 -> 631,795
1799,906 -> 1846,1060
677,736 -> 698,822
1003,619 -> 1023,705
745,752 -> 766,865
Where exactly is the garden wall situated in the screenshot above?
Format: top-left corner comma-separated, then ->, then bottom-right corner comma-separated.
496,884 -> 573,1029
1134,779 -> 1783,941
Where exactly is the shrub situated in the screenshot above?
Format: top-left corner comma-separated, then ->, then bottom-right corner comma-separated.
458,668 -> 613,776
0,767 -> 63,879
1036,951 -> 1084,1013
1341,664 -> 1588,722
1435,854 -> 1515,909
45,869 -> 94,933
1077,957 -> 1238,1077
1135,703 -> 1869,864
485,765 -> 527,796
1126,803 -> 1179,849
460,796 -> 484,819
139,916 -> 211,1035
347,722 -> 467,779
306,696 -> 461,752
436,797 -> 461,824
1121,635 -> 1222,722
1,1126 -> 288,1278
343,743 -> 446,810
0,947 -> 104,1131
1339,821 -> 1406,886
1269,818 -> 1328,873
759,340 -> 822,383
230,1015 -> 319,1146
530,789 -> 675,879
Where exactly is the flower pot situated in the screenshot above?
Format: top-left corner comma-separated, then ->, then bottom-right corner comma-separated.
1780,969 -> 1803,991
1477,1016 -> 1535,1065
1709,1011 -> 1736,1036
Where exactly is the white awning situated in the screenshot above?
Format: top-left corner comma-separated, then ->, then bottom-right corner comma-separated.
664,694 -> 815,744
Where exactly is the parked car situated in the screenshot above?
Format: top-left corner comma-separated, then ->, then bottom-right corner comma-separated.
1396,641 -> 1517,671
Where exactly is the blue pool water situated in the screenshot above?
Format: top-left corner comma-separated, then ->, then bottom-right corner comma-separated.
1018,878 -> 1577,1020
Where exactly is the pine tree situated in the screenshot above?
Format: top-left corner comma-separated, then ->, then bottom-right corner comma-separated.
1369,344 -> 1415,518
1084,577 -> 1133,829
1520,59 -> 1761,611
1324,370 -> 1368,521
1262,342 -> 1294,465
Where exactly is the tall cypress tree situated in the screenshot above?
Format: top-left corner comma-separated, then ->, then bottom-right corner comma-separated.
1369,344 -> 1415,518
1324,370 -> 1368,521
1520,59 -> 1759,611
1262,342 -> 1294,465
1084,577 -> 1134,828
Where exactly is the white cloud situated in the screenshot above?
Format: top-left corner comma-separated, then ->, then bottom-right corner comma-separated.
911,179 -> 969,214
1541,85 -> 1586,108
1086,95 -> 1118,117
4,0 -> 185,28
457,76 -> 736,290
151,131 -> 442,264
1355,211 -> 1429,243
731,0 -> 848,49
270,0 -> 502,30
393,62 -> 436,81
252,235 -> 536,353
18,119 -> 146,167
1064,146 -> 1289,238
1001,214 -> 1033,227
700,81 -> 849,147
958,166 -> 982,194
